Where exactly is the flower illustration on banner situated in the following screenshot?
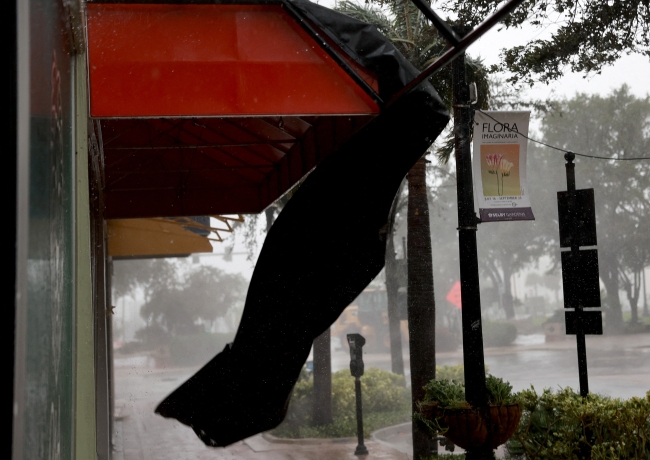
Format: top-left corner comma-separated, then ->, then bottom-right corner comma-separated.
485,154 -> 514,196
499,159 -> 514,195
499,160 -> 513,176
485,154 -> 503,174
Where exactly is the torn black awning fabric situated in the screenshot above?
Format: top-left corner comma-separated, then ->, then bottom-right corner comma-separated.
155,0 -> 450,447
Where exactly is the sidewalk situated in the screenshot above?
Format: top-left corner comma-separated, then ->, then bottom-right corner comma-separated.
113,409 -> 412,460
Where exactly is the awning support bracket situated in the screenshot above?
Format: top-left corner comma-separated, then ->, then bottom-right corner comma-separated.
390,0 -> 526,106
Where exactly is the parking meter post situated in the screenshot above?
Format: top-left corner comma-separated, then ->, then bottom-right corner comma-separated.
347,334 -> 368,456
354,377 -> 368,455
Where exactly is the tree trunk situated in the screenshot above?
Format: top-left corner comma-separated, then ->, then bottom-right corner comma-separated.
385,203 -> 405,375
312,328 -> 332,425
641,267 -> 650,316
600,248 -> 624,333
501,261 -> 515,319
625,269 -> 641,324
407,156 -> 437,459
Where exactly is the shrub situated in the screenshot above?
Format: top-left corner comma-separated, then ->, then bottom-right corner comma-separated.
272,367 -> 411,438
506,388 -> 650,460
483,321 -> 517,347
436,365 -> 466,382
422,375 -> 516,409
435,364 -> 490,382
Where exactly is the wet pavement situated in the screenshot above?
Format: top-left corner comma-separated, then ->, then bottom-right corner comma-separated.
113,332 -> 650,459
332,332 -> 650,399
112,366 -> 409,460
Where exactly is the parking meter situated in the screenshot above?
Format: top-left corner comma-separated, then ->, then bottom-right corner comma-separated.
347,333 -> 366,378
346,333 -> 368,455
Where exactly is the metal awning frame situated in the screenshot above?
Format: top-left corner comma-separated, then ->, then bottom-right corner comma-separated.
390,0 -> 526,106
284,0 -> 527,108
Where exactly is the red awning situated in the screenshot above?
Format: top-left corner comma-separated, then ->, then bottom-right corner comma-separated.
100,115 -> 372,218
87,3 -> 380,218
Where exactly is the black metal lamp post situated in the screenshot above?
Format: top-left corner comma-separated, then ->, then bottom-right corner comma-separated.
451,27 -> 491,460
451,36 -> 488,407
347,333 -> 368,456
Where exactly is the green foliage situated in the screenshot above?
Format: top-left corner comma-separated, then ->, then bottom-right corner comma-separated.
483,321 -> 518,347
436,364 -> 466,382
435,364 -> 490,383
113,258 -> 178,300
418,375 -> 516,435
332,367 -> 410,415
272,368 -> 411,438
485,375 -> 515,406
114,259 -> 248,338
506,388 -> 650,460
423,379 -> 467,409
437,0 -> 650,85
422,375 -> 516,408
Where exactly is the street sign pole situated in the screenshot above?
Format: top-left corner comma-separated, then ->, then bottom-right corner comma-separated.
564,152 -> 589,397
558,152 -> 603,398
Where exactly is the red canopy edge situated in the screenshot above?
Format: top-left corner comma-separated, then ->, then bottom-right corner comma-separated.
86,3 -> 380,118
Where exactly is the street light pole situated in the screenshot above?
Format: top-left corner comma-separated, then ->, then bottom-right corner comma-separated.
452,43 -> 488,411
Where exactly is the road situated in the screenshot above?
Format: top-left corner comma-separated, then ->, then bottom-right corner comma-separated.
331,332 -> 650,399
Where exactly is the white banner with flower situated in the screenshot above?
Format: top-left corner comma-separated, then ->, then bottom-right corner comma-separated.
472,110 -> 535,222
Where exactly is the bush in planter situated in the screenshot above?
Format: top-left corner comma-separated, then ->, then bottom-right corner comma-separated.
416,375 -> 518,435
505,388 -> 650,460
483,321 -> 518,347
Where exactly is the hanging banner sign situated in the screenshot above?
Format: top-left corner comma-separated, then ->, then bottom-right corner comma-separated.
473,111 -> 535,222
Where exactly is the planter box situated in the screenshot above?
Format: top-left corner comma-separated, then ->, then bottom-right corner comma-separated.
420,403 -> 521,450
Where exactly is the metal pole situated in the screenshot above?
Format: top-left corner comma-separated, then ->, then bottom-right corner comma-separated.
452,39 -> 492,460
354,377 -> 368,455
564,152 -> 589,397
347,334 -> 369,456
452,42 -> 488,408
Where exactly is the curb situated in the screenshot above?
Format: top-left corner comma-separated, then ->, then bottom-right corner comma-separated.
371,422 -> 412,454
262,432 -> 357,445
